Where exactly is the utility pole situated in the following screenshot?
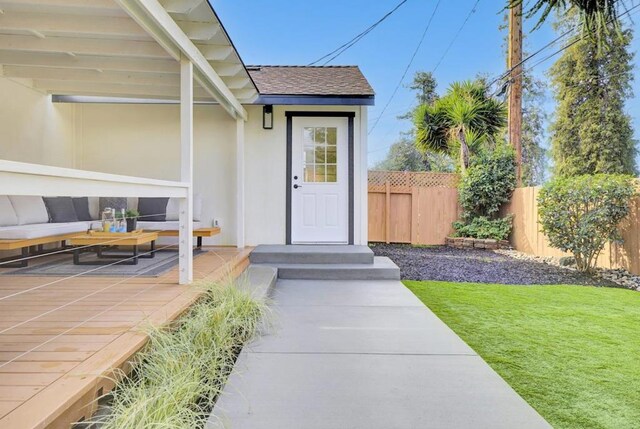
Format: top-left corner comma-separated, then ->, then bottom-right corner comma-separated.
508,1 -> 523,186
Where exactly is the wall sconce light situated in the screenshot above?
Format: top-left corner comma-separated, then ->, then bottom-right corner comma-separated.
263,105 -> 273,129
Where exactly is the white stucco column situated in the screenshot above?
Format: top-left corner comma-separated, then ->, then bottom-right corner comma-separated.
236,117 -> 245,248
359,106 -> 369,245
179,55 -> 194,285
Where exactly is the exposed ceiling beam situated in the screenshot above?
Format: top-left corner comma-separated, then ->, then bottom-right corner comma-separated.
0,0 -> 123,16
115,0 -> 247,119
222,77 -> 251,90
0,0 -> 118,10
158,0 -> 203,14
0,34 -> 171,59
208,62 -> 243,77
3,65 -> 180,86
0,50 -> 179,73
175,20 -> 220,41
0,11 -> 151,40
34,79 -> 210,98
194,43 -> 233,61
233,89 -> 260,102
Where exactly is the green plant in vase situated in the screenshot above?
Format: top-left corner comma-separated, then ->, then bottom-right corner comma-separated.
125,209 -> 140,233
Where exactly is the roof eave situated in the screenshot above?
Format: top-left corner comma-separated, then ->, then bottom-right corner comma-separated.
254,94 -> 375,106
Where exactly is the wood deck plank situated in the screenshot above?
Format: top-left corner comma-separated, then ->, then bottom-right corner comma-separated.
0,247 -> 251,428
0,386 -> 43,401
0,352 -> 94,362
0,373 -> 62,386
0,401 -> 22,419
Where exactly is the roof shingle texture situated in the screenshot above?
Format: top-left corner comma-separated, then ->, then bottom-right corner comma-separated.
247,66 -> 374,97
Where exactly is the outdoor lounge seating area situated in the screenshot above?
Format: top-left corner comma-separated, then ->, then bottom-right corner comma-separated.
0,195 -> 216,268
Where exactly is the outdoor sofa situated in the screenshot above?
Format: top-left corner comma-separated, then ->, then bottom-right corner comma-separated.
0,195 -> 211,267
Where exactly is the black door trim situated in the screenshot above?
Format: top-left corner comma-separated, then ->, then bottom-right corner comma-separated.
285,111 -> 356,245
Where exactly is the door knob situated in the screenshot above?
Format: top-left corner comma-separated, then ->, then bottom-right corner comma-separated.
293,184 -> 302,189
294,175 -> 298,180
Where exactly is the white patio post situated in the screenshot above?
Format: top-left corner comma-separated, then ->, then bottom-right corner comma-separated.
236,117 -> 245,248
179,54 -> 194,285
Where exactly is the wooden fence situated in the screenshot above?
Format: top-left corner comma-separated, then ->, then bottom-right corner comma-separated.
368,171 -> 460,245
504,186 -> 640,275
368,173 -> 640,275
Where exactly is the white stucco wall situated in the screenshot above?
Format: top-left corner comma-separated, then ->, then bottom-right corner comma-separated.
75,103 -> 238,245
243,104 -> 366,246
0,85 -> 368,247
74,103 -> 366,246
0,78 -> 77,168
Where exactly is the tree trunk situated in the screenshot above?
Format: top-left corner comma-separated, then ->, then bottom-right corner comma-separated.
459,131 -> 470,172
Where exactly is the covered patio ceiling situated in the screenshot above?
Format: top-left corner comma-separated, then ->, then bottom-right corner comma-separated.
0,0 -> 258,116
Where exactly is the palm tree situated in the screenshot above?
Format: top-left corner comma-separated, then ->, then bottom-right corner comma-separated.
413,80 -> 506,173
509,0 -> 624,42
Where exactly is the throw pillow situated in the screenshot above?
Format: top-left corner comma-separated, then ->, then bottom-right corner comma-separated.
72,197 -> 93,221
43,197 -> 79,223
138,197 -> 169,222
9,196 -> 50,225
0,196 -> 18,227
165,195 -> 202,221
99,197 -> 127,215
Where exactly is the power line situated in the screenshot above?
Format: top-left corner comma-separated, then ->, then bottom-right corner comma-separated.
369,0 -> 481,142
493,2 -> 640,96
370,0 -> 640,156
368,0 -> 444,135
490,0 -> 637,88
432,0 -> 482,73
308,0 -> 410,66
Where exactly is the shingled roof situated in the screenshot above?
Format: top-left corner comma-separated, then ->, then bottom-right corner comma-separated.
246,66 -> 374,97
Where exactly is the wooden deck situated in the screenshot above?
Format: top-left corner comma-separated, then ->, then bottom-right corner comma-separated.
0,247 -> 251,429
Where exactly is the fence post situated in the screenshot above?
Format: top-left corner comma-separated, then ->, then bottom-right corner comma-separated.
411,186 -> 418,245
385,180 -> 390,244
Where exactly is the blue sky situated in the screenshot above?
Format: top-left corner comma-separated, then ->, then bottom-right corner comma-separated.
213,0 -> 640,168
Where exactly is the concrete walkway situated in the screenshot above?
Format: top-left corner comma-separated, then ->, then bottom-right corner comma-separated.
208,279 -> 551,429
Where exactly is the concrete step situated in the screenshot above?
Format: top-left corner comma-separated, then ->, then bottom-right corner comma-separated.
237,265 -> 278,300
260,257 -> 400,281
250,245 -> 374,265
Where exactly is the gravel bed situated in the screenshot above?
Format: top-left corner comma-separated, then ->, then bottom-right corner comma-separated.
372,243 -> 620,287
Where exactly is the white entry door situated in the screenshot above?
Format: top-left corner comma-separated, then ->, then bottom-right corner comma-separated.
291,117 -> 349,244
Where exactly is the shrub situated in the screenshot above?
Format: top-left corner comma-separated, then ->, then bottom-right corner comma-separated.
453,215 -> 513,240
538,174 -> 636,273
100,279 -> 267,428
458,144 -> 517,220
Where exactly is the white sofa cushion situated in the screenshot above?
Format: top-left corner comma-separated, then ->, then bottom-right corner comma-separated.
136,221 -> 202,231
0,196 -> 18,227
165,198 -> 179,221
0,222 -> 89,240
88,197 -> 100,220
9,196 -> 49,225
166,195 -> 202,221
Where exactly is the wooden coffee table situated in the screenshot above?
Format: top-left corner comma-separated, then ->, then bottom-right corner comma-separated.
69,231 -> 159,265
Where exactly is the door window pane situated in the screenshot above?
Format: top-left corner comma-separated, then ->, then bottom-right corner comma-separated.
326,145 -> 337,163
304,147 -> 315,163
304,165 -> 315,182
302,126 -> 338,183
327,127 -> 337,146
313,127 -> 326,143
303,128 -> 314,143
326,165 -> 337,183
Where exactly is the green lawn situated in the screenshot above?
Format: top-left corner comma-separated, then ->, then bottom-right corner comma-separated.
404,281 -> 640,429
